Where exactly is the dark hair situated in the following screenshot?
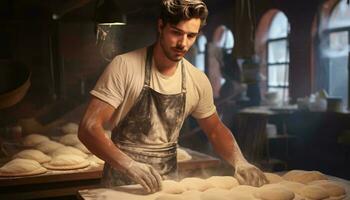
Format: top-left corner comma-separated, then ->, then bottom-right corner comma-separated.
160,0 -> 208,28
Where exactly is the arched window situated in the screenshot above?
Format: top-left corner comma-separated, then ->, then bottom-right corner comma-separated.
266,11 -> 290,103
195,34 -> 207,72
324,0 -> 350,108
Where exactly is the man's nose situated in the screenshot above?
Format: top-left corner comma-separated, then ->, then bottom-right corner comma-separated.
177,35 -> 187,49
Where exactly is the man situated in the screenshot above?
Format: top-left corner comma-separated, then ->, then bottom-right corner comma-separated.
78,0 -> 267,194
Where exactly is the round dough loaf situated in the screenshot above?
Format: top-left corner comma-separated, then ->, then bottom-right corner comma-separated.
155,194 -> 185,200
161,180 -> 186,194
180,177 -> 214,191
0,158 -> 47,176
264,172 -> 284,184
308,180 -> 346,198
13,149 -> 51,163
279,181 -> 305,194
35,140 -> 65,154
59,134 -> 81,146
51,146 -> 88,158
87,155 -> 105,165
230,185 -> 258,194
283,170 -> 327,184
177,148 -> 192,162
254,185 -> 295,200
74,143 -> 91,154
43,154 -> 89,170
23,134 -> 50,147
225,190 -> 256,200
181,190 -> 201,200
61,122 -> 79,134
205,176 -> 239,190
299,185 -> 329,200
201,188 -> 230,200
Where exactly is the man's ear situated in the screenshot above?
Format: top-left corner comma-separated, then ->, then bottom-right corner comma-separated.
158,19 -> 165,33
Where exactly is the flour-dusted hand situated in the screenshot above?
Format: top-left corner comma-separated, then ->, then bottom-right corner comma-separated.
234,161 -> 268,187
125,160 -> 163,193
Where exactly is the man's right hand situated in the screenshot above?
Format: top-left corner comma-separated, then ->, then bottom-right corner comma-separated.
124,160 -> 162,193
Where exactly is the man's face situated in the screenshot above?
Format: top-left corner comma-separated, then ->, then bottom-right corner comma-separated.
158,18 -> 201,62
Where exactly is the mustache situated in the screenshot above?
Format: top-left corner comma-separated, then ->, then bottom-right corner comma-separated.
174,45 -> 186,52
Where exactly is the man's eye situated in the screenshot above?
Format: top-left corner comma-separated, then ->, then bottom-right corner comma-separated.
188,34 -> 196,39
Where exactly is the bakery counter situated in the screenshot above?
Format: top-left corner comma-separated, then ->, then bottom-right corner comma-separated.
0,148 -> 220,200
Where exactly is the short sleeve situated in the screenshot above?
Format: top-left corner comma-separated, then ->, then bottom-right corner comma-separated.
191,75 -> 217,119
90,56 -> 126,109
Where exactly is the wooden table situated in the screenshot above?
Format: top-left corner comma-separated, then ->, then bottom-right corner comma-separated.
0,149 -> 220,200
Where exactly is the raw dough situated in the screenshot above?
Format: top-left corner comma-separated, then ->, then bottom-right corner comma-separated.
230,185 -> 258,194
155,194 -> 185,200
264,172 -> 284,184
43,154 -> 90,170
299,185 -> 329,200
75,143 -> 91,154
254,184 -> 295,200
283,170 -> 327,184
225,190 -> 256,200
0,158 -> 47,176
177,148 -> 192,162
13,149 -> 51,163
205,176 -> 239,189
180,177 -> 214,191
200,188 -> 230,200
35,140 -> 65,154
87,155 -> 105,165
161,180 -> 186,194
61,122 -> 79,135
51,146 -> 88,158
279,181 -> 305,194
308,180 -> 346,198
59,134 -> 81,146
181,190 -> 201,200
23,134 -> 50,147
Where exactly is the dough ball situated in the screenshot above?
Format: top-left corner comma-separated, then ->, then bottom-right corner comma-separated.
87,155 -> 105,165
161,180 -> 186,194
177,148 -> 192,162
201,188 -> 230,200
254,185 -> 295,200
283,170 -> 327,184
59,134 -> 81,146
279,181 -> 305,194
264,172 -> 284,184
180,177 -> 214,191
74,143 -> 91,154
0,158 -> 47,176
205,176 -> 239,190
230,185 -> 258,194
226,189 -> 256,200
308,180 -> 346,198
61,122 -> 79,135
181,190 -> 201,200
23,134 -> 50,147
51,146 -> 88,158
155,194 -> 185,200
299,185 -> 329,200
13,149 -> 51,163
35,140 -> 65,154
43,154 -> 89,170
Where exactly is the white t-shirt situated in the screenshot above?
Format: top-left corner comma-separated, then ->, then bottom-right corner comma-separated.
90,47 -> 216,128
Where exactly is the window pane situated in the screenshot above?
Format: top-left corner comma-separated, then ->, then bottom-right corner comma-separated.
268,40 -> 289,63
268,87 -> 289,105
268,64 -> 289,87
329,0 -> 350,29
269,12 -> 289,39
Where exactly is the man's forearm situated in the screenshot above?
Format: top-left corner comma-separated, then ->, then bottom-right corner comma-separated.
207,122 -> 247,167
78,124 -> 133,171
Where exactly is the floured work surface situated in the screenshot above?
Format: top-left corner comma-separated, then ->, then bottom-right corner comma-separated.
78,172 -> 350,200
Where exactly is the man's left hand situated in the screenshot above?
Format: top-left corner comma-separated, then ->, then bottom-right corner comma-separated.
234,161 -> 268,187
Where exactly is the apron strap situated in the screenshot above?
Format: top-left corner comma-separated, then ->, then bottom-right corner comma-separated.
144,45 -> 187,93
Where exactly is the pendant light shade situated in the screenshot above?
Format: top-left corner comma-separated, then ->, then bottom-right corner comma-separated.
95,0 -> 127,25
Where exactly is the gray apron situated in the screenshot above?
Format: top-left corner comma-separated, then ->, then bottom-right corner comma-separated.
101,46 -> 186,187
